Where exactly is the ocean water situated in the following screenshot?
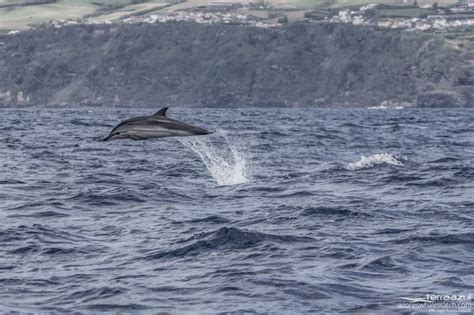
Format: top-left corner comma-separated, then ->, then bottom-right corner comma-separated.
0,107 -> 473,313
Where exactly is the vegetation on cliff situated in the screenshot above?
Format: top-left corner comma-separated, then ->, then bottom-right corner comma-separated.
0,22 -> 472,107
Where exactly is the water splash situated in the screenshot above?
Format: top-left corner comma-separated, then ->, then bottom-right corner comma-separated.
346,153 -> 403,171
367,105 -> 404,110
178,131 -> 250,186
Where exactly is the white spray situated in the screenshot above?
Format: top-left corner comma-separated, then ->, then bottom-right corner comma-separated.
346,153 -> 403,171
178,131 -> 250,186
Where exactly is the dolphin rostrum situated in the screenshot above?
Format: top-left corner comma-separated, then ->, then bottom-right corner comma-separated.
103,107 -> 212,141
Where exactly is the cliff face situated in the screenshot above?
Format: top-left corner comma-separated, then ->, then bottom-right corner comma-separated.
0,22 -> 472,107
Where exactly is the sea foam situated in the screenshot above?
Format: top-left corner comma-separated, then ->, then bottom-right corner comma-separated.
346,153 -> 403,171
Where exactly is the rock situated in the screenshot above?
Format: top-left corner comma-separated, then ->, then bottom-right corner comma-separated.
417,91 -> 468,107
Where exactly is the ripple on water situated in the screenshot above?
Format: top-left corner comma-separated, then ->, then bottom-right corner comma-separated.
0,108 -> 473,313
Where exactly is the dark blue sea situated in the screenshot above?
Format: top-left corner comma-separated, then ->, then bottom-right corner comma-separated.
0,107 -> 473,313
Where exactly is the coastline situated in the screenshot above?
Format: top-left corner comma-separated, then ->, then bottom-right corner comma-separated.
0,22 -> 472,108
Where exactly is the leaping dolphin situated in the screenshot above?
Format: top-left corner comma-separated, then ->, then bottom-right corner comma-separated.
104,107 -> 212,141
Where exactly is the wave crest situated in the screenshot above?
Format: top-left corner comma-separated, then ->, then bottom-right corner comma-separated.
346,153 -> 403,171
145,227 -> 314,260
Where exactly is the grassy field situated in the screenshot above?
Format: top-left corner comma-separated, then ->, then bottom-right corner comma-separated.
0,1 -> 126,29
0,0 -> 461,30
378,7 -> 437,18
87,1 -> 170,22
0,2 -> 97,30
264,0 -> 318,9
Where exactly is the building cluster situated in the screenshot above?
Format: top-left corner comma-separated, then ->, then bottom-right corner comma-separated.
36,10 -> 277,29
325,3 -> 474,31
449,2 -> 474,14
4,1 -> 474,34
0,90 -> 29,104
131,12 -> 276,27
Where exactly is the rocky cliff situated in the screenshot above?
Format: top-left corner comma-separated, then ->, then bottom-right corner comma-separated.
0,22 -> 472,107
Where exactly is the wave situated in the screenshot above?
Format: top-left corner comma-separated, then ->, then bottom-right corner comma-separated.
346,153 -> 403,171
145,227 -> 314,260
0,224 -> 91,247
360,255 -> 407,272
174,215 -> 231,224
66,188 -> 146,206
78,303 -> 152,312
48,286 -> 128,308
178,131 -> 250,186
404,176 -> 460,187
427,157 -> 460,164
0,179 -> 26,185
301,206 -> 372,217
394,232 -> 474,245
8,210 -> 70,218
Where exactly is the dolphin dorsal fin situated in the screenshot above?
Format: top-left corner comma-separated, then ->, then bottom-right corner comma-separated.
154,107 -> 168,117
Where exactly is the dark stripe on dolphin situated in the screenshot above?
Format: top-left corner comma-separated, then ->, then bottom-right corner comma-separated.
103,107 -> 213,141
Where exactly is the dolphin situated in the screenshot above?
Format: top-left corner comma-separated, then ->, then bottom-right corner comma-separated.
103,107 -> 212,141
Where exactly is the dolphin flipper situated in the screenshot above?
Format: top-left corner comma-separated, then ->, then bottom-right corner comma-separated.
129,134 -> 143,140
103,133 -> 116,141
